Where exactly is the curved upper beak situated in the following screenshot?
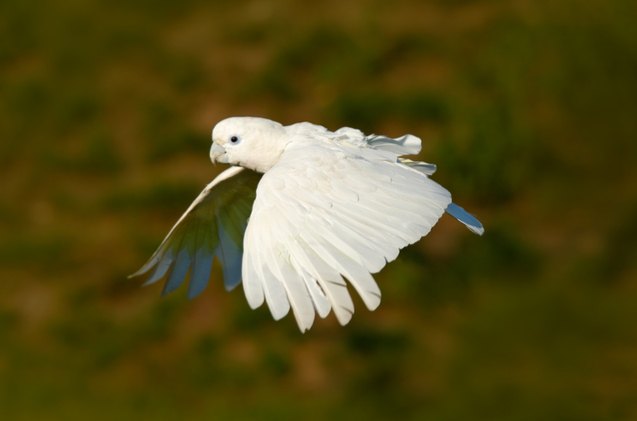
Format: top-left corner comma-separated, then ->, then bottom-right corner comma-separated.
210,142 -> 227,163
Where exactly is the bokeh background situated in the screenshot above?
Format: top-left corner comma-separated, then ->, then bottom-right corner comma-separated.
1,0 -> 636,419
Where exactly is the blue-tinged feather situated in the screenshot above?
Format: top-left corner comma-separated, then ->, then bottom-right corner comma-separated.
188,248 -> 215,299
131,167 -> 261,296
217,216 -> 244,291
162,249 -> 191,295
446,203 -> 484,235
143,251 -> 174,286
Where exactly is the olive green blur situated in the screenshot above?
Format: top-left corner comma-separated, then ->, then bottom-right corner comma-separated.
1,0 -> 636,419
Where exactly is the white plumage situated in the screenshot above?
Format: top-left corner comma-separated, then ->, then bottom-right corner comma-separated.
131,117 -> 483,332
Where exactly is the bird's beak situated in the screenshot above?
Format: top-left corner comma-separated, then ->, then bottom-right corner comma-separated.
210,142 -> 228,163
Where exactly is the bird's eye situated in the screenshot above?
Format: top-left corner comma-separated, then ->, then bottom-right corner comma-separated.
230,135 -> 240,144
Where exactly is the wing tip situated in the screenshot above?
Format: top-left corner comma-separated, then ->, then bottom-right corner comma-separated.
334,307 -> 354,326
128,260 -> 156,279
469,224 -> 485,236
446,202 -> 485,236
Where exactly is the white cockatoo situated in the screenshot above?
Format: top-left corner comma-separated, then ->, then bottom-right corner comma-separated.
131,117 -> 483,332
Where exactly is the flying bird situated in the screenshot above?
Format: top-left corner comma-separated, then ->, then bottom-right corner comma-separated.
131,117 -> 483,332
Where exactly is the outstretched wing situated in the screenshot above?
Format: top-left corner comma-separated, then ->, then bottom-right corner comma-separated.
130,167 -> 262,298
240,141 -> 453,332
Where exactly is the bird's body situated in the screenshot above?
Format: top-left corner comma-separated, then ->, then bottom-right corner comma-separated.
131,117 -> 483,331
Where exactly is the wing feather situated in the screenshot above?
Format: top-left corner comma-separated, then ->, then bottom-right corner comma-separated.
365,134 -> 422,155
446,202 -> 485,235
308,235 -> 382,311
216,214 -> 243,291
276,256 -> 315,331
163,249 -> 191,295
142,249 -> 173,286
189,248 -> 215,298
242,245 -> 265,309
242,140 -> 452,330
260,259 -> 290,320
283,228 -> 352,322
130,166 -> 262,298
298,244 -> 354,325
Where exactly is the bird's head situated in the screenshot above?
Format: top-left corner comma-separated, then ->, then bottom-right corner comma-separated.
210,117 -> 287,173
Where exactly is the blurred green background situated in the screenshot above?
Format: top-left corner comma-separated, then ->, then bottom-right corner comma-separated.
1,0 -> 636,419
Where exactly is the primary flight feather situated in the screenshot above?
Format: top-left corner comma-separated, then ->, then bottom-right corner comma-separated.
131,117 -> 483,332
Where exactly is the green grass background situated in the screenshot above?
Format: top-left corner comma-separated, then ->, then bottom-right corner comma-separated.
1,0 -> 636,419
